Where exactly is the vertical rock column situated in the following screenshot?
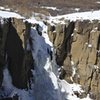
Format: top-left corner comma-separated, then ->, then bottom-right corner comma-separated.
0,19 -> 9,87
48,21 -> 75,82
71,20 -> 100,99
5,18 -> 33,89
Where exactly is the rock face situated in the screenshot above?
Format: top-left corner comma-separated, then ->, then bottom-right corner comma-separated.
71,20 -> 100,100
0,18 -> 9,87
48,20 -> 100,100
0,18 -> 33,89
0,16 -> 100,99
48,22 -> 75,82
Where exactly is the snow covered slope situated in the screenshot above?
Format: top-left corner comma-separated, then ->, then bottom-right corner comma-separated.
27,10 -> 100,25
49,10 -> 100,23
0,10 -> 24,19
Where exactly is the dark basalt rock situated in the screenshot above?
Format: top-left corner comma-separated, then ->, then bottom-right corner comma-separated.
6,20 -> 26,88
0,18 -> 34,89
0,18 -> 9,87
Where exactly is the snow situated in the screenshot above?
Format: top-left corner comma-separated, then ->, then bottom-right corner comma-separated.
49,72 -> 59,89
28,10 -> 100,26
72,66 -> 76,78
97,50 -> 100,53
74,8 -> 80,12
60,80 -> 86,100
27,16 -> 46,32
27,15 -> 53,47
70,61 -> 76,81
60,80 -> 92,100
91,29 -> 95,32
85,43 -> 93,48
42,32 -> 53,47
85,42 -> 88,45
94,65 -> 99,69
71,61 -> 76,79
71,61 -> 74,66
0,10 -> 24,19
71,33 -> 74,36
96,1 -> 100,4
41,6 -> 61,11
5,8 -> 11,11
88,44 -> 92,48
94,27 -> 98,30
1,67 -> 14,96
49,10 -> 100,23
1,7 -> 100,23
0,67 -> 34,100
81,95 -> 93,100
0,6 -> 11,11
0,6 -> 5,10
27,17 -> 42,24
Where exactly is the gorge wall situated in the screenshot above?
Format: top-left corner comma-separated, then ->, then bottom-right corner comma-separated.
0,16 -> 100,100
48,20 -> 100,100
0,18 -> 33,89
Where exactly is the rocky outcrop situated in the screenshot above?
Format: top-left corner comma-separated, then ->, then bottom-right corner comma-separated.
0,18 -> 33,89
48,21 -> 75,82
71,20 -> 100,100
48,20 -> 100,99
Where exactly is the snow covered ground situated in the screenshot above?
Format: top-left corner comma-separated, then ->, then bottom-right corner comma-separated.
49,10 -> 100,24
0,6 -> 11,11
0,9 -> 97,100
0,10 -> 24,19
26,9 -> 100,25
96,1 -> 100,4
41,6 -> 61,11
1,8 -> 100,21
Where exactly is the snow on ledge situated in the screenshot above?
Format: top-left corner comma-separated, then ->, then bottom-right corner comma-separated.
96,1 -> 100,4
50,10 -> 100,22
0,10 -> 24,19
74,8 -> 80,12
41,6 -> 61,11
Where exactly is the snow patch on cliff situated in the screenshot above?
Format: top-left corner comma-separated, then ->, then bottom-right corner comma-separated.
0,67 -> 34,100
41,6 -> 61,11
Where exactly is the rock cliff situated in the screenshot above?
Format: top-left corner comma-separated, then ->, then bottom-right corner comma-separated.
0,18 -> 33,89
48,20 -> 100,100
0,15 -> 100,100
